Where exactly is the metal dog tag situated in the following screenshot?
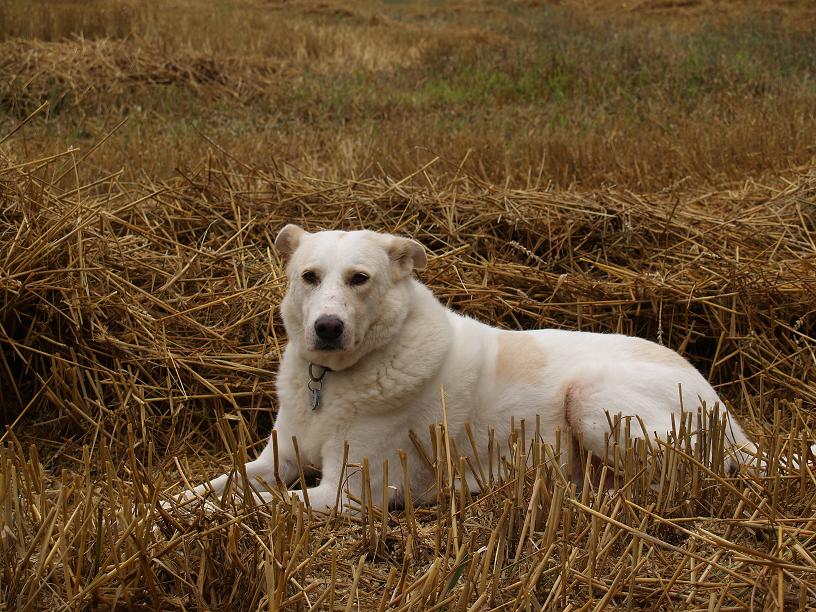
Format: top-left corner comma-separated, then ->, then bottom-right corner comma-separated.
307,363 -> 329,411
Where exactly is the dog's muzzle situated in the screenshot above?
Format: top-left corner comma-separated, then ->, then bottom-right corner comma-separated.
313,314 -> 344,350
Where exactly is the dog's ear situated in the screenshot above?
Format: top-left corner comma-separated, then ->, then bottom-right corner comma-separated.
275,224 -> 307,259
387,236 -> 427,277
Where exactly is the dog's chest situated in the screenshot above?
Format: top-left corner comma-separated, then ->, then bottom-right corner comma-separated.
278,381 -> 344,437
274,367 -> 367,461
276,359 -> 422,444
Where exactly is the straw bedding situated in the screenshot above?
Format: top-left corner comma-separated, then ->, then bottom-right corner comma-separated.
1,148 -> 815,609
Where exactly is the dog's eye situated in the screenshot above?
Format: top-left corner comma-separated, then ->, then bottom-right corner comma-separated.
301,270 -> 319,285
349,272 -> 369,287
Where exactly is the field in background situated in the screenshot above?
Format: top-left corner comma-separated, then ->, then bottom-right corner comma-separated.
1,0 -> 816,188
1,1 -> 815,610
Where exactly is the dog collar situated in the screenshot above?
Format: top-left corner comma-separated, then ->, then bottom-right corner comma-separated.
308,363 -> 330,410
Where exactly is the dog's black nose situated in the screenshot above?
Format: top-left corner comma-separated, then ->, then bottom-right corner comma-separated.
314,315 -> 344,342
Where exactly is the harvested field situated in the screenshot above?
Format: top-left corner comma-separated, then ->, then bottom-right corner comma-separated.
1,140 -> 815,610
1,1 -> 816,610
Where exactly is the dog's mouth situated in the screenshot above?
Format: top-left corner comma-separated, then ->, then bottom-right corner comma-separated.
312,339 -> 344,352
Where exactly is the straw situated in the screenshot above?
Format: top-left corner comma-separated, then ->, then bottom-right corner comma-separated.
1,143 -> 815,609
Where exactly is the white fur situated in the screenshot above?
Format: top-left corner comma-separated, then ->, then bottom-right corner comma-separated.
175,226 -> 755,511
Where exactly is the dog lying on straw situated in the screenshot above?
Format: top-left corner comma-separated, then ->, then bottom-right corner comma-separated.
172,226 -> 754,511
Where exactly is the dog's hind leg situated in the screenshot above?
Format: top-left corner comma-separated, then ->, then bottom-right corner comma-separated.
563,364 -> 755,476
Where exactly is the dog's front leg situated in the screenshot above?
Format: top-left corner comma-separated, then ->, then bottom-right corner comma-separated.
253,442 -> 354,512
186,457 -> 288,501
169,434 -> 300,508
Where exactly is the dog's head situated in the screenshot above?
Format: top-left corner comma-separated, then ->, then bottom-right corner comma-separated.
274,225 -> 427,370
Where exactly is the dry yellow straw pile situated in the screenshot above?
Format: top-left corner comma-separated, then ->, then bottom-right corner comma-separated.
1,145 -> 815,610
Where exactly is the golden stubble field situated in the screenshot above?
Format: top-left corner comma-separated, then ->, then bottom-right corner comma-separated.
1,1 -> 815,609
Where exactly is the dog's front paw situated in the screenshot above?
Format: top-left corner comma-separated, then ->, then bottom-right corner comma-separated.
159,494 -> 223,516
150,495 -> 225,539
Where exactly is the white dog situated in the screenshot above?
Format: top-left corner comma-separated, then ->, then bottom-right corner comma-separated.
175,225 -> 754,511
